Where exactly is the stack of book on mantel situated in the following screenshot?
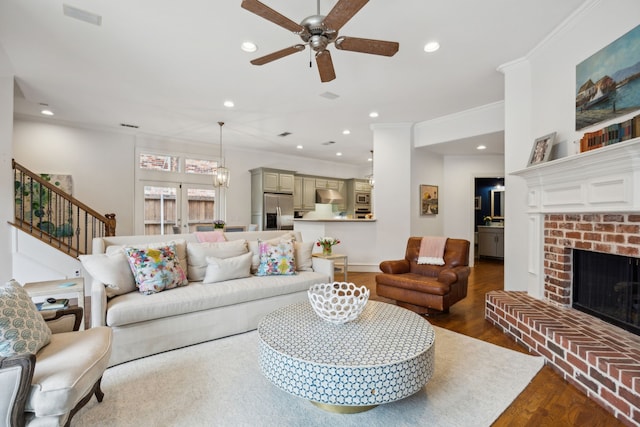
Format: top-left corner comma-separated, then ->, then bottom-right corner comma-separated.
36,298 -> 69,311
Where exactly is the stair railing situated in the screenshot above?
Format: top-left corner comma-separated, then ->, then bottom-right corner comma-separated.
10,159 -> 116,257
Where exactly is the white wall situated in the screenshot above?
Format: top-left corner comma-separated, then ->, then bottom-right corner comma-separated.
411,146 -> 444,237
501,0 -> 640,293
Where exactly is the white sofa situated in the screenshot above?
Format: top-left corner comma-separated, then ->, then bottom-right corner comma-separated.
87,230 -> 333,366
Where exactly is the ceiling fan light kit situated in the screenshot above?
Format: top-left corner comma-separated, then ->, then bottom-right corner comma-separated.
241,0 -> 399,82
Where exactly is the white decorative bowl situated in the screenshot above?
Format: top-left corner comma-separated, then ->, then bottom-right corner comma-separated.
307,282 -> 370,324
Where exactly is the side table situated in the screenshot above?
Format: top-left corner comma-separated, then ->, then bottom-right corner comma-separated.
24,278 -> 85,330
312,253 -> 348,281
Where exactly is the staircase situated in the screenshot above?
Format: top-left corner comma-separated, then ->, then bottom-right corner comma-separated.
10,159 -> 116,258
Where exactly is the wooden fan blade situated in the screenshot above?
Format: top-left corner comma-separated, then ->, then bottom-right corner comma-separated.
241,0 -> 304,33
323,0 -> 368,31
250,45 -> 305,65
316,50 -> 336,83
335,36 -> 399,56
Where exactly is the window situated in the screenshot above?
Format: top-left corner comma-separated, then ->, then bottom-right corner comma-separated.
139,153 -> 179,172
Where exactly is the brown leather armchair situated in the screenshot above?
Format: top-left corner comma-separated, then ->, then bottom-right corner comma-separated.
376,237 -> 471,315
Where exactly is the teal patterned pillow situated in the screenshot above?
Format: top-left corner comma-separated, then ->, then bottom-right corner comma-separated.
256,240 -> 296,276
124,243 -> 188,295
0,280 -> 52,357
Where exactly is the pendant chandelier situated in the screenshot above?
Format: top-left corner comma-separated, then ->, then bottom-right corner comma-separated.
213,121 -> 230,188
366,150 -> 375,188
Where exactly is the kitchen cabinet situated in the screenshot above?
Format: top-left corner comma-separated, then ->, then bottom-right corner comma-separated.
294,177 -> 317,210
293,177 -> 303,209
303,178 -> 316,210
315,178 -> 339,190
477,226 -> 504,259
262,170 -> 295,193
250,168 -> 296,230
355,181 -> 372,192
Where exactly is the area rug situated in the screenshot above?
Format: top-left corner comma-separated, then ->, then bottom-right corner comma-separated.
74,326 -> 544,427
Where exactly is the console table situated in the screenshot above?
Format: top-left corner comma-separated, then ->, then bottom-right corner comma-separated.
257,301 -> 435,413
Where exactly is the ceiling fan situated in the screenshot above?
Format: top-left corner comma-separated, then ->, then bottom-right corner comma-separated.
241,0 -> 399,83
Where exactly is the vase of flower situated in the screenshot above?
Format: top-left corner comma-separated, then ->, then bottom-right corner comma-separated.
317,236 -> 340,256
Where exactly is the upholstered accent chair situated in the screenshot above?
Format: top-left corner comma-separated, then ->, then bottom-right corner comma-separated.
0,308 -> 112,427
376,237 -> 471,315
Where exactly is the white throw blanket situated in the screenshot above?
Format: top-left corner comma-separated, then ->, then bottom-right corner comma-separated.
417,236 -> 447,265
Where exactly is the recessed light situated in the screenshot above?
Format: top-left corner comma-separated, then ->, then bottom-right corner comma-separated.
369,112 -> 379,118
224,100 -> 234,108
368,157 -> 373,162
336,152 -> 342,156
296,145 -> 303,149
40,109 -> 54,116
424,41 -> 440,53
342,129 -> 351,135
241,41 -> 257,53
477,145 -> 487,150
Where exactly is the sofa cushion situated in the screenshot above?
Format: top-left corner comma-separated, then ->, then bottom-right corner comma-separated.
203,252 -> 252,284
186,240 -> 248,281
195,231 -> 226,243
256,239 -> 296,276
106,239 -> 188,276
79,251 -> 136,297
0,280 -> 52,357
105,271 -> 328,327
294,241 -> 314,271
248,232 -> 296,273
124,244 -> 188,295
27,326 -> 112,417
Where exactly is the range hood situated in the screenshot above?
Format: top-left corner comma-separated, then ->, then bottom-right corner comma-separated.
316,189 -> 344,204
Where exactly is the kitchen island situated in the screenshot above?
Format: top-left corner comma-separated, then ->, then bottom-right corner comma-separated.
294,218 -> 378,272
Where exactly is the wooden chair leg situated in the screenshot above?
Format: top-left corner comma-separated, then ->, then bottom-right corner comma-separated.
64,376 -> 104,427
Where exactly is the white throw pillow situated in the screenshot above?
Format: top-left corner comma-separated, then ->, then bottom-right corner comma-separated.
79,251 -> 137,297
187,240 -> 248,281
202,252 -> 252,284
294,241 -> 314,271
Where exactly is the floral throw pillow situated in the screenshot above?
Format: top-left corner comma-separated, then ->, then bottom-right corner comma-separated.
124,244 -> 188,295
256,240 -> 296,276
0,280 -> 52,357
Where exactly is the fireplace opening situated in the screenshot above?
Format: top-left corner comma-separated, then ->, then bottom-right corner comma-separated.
573,249 -> 640,336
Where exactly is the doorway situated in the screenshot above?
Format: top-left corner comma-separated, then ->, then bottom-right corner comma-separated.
474,177 -> 505,263
137,181 -> 216,235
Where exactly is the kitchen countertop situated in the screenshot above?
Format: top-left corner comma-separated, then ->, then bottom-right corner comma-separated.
294,218 -> 376,222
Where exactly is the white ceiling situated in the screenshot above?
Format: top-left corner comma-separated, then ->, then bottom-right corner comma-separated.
0,0 -> 585,166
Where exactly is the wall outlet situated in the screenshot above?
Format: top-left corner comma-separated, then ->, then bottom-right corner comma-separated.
74,270 -> 80,277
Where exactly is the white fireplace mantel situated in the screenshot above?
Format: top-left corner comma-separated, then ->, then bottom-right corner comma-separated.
511,138 -> 640,213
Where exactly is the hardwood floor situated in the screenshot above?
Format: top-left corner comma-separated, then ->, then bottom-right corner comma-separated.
351,259 -> 624,427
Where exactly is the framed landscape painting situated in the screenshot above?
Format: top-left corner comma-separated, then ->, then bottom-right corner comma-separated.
575,24 -> 640,130
420,185 -> 438,215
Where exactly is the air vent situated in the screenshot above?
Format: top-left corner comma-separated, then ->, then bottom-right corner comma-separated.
321,141 -> 336,145
278,132 -> 292,137
120,123 -> 139,129
319,92 -> 340,100
63,4 -> 102,26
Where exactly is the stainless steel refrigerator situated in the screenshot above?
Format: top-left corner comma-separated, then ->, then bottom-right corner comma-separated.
263,193 -> 294,230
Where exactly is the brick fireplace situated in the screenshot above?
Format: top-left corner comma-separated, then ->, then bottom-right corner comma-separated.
486,140 -> 640,426
543,213 -> 640,306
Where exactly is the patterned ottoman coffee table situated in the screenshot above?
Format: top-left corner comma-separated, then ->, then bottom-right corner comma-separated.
257,300 -> 435,413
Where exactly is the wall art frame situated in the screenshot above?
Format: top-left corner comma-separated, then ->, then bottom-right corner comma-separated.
420,184 -> 438,215
575,24 -> 640,130
527,132 -> 556,166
